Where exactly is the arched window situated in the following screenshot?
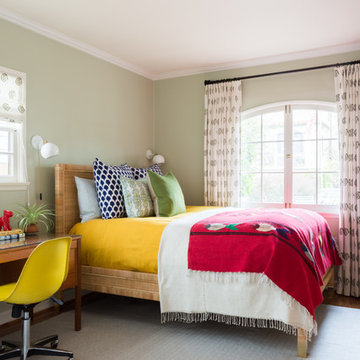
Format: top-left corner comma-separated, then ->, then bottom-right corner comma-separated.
241,101 -> 338,213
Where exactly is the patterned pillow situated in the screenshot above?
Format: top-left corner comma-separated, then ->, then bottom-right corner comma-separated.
131,164 -> 162,180
93,158 -> 133,219
119,177 -> 154,217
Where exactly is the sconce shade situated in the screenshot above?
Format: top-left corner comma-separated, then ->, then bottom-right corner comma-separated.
146,149 -> 165,165
152,154 -> 165,164
40,142 -> 59,159
31,135 -> 60,159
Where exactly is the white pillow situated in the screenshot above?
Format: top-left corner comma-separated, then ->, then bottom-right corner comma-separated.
74,176 -> 101,223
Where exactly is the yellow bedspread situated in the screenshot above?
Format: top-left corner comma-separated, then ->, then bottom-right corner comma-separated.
69,206 -> 212,274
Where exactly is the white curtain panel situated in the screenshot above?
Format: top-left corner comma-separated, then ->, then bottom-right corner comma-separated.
204,80 -> 241,207
334,63 -> 360,297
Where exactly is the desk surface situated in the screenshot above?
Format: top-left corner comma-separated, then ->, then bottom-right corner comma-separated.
0,233 -> 77,253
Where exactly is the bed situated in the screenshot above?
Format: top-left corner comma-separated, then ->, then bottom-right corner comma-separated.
55,163 -> 339,358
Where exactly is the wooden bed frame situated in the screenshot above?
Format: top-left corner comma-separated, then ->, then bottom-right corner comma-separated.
54,163 -> 335,358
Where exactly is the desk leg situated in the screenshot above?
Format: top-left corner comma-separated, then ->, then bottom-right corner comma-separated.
75,285 -> 81,331
75,238 -> 81,331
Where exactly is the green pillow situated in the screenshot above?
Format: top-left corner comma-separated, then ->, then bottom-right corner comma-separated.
119,177 -> 154,217
147,171 -> 186,217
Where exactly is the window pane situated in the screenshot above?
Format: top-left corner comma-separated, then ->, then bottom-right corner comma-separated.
293,109 -> 316,140
241,143 -> 261,172
263,142 -> 284,171
293,173 -> 316,204
318,140 -> 339,171
242,115 -> 261,142
241,173 -> 261,202
318,173 -> 339,205
263,173 -> 284,203
0,130 -> 9,152
293,140 -> 316,172
0,154 -> 10,176
262,111 -> 284,141
318,110 -> 338,139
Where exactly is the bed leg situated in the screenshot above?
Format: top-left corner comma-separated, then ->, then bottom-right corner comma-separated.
297,329 -> 308,358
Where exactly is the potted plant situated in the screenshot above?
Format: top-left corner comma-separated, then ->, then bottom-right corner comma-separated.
14,203 -> 54,234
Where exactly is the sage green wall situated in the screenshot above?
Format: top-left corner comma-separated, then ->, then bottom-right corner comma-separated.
154,50 -> 360,205
0,18 -> 154,225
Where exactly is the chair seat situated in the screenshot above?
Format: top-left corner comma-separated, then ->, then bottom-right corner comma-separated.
0,283 -> 16,302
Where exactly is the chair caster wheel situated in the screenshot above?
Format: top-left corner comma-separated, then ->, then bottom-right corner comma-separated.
51,340 -> 59,348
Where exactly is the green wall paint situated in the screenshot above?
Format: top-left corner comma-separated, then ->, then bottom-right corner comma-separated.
155,50 -> 360,205
0,18 -> 154,225
1,17 -> 360,216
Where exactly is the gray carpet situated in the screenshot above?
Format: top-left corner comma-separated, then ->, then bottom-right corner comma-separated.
5,295 -> 360,360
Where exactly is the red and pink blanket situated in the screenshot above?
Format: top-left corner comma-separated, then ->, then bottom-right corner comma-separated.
188,208 -> 342,319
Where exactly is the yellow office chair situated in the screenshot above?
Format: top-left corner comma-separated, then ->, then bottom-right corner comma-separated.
0,237 -> 73,360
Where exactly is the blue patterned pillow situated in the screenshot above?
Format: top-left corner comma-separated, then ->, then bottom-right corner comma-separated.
93,158 -> 133,219
131,164 -> 162,180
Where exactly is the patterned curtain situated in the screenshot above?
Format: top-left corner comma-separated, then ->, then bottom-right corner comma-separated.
334,64 -> 360,297
204,80 -> 241,207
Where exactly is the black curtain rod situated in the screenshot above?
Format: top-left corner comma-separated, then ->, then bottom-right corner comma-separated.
204,59 -> 360,86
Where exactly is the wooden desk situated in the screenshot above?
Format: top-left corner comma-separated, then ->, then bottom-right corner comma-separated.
0,234 -> 81,331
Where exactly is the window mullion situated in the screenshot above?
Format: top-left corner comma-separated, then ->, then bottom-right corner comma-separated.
284,104 -> 292,207
261,114 -> 263,203
316,110 -> 319,205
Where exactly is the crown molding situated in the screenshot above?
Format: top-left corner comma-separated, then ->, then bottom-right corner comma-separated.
1,7 -> 360,81
154,41 -> 360,80
0,7 -> 155,80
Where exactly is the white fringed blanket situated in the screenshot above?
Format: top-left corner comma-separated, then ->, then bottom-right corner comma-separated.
158,208 -> 316,339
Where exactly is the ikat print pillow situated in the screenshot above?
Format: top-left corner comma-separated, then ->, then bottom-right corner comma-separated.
119,177 -> 154,217
130,164 -> 162,180
93,158 -> 134,219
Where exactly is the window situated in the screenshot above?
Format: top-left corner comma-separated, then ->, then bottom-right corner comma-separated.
0,66 -> 27,188
240,102 -> 339,213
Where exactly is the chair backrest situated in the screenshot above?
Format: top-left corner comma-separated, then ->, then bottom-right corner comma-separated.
5,237 -> 72,305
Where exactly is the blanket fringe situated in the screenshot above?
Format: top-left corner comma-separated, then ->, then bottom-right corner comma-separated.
161,312 -> 314,341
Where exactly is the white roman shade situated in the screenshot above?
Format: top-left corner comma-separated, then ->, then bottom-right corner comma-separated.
0,67 -> 26,123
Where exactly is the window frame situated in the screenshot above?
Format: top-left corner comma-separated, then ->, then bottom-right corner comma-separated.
241,101 -> 338,214
0,65 -> 28,190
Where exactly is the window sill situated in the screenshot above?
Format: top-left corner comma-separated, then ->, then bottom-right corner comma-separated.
0,182 -> 30,191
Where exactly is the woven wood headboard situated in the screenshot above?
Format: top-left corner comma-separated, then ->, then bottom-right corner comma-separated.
55,163 -> 93,235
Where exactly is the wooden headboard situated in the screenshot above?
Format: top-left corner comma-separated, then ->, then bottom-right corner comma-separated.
55,163 -> 93,235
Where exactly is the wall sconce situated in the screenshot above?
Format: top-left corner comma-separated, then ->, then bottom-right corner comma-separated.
146,149 -> 165,165
31,135 -> 59,159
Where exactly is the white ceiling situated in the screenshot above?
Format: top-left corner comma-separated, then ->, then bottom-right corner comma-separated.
0,0 -> 360,80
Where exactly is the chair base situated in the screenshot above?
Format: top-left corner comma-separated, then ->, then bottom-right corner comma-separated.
0,335 -> 73,360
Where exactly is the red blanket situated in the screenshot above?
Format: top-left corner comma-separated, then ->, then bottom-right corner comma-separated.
188,208 -> 342,318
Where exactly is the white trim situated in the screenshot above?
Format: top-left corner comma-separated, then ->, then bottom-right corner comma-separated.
0,7 -> 154,80
0,182 -> 30,191
154,42 -> 360,80
242,101 -> 336,118
1,7 -> 360,80
0,65 -> 25,78
241,101 -> 339,214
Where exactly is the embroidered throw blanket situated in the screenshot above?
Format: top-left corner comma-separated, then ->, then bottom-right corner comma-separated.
188,208 -> 342,319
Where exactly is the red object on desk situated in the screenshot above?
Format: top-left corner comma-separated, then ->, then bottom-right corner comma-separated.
0,210 -> 13,231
